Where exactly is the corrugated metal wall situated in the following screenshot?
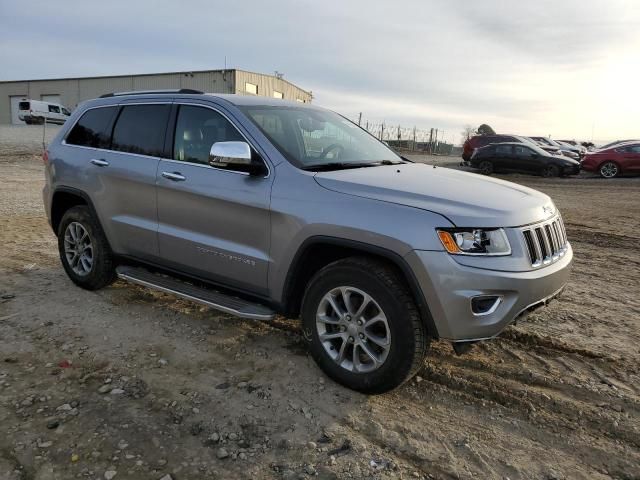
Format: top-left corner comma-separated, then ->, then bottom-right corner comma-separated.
235,70 -> 312,103
0,69 -> 309,124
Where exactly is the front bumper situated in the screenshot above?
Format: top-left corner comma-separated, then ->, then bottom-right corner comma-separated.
406,244 -> 573,341
563,164 -> 581,175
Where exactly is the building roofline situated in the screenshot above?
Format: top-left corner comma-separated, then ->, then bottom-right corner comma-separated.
0,68 -> 237,84
0,68 -> 312,96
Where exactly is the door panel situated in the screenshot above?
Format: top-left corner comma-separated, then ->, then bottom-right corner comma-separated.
93,150 -> 161,259
157,162 -> 272,293
156,104 -> 272,294
512,145 -> 539,173
621,146 -> 640,172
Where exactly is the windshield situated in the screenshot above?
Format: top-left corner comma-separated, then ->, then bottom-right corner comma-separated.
239,105 -> 402,169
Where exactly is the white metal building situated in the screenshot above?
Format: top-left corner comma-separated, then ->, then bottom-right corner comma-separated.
0,68 -> 313,124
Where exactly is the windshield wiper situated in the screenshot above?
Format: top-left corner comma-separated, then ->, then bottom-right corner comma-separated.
302,160 -> 404,172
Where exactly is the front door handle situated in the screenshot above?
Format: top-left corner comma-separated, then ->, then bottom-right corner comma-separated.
90,159 -> 109,167
161,171 -> 186,181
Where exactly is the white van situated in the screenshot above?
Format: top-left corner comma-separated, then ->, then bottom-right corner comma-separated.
18,99 -> 72,125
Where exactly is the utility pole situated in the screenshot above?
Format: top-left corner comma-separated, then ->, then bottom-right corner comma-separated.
412,126 -> 416,151
428,128 -> 434,154
380,123 -> 385,141
357,112 -> 362,126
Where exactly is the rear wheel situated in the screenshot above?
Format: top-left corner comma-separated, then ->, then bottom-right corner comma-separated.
599,161 -> 619,178
542,164 -> 560,177
478,160 -> 493,175
301,257 -> 428,393
58,206 -> 116,290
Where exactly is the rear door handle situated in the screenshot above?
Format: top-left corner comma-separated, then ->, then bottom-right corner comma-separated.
90,159 -> 109,167
161,171 -> 186,181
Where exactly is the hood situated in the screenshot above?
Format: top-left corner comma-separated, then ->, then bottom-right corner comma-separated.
314,163 -> 553,227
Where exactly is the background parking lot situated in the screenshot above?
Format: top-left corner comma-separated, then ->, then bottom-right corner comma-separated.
0,125 -> 639,479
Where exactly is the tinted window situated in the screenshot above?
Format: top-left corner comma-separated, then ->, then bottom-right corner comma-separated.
48,105 -> 60,113
514,146 -> 533,156
66,107 -> 117,148
112,104 -> 170,157
62,108 -> 71,116
496,145 -> 512,154
19,101 -> 30,110
173,105 -> 243,164
631,145 -> 640,153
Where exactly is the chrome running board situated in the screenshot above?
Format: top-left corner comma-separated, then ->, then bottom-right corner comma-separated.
116,266 -> 275,321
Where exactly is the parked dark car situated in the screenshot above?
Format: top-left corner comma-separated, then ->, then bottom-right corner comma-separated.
581,142 -> 640,178
470,142 -> 580,177
462,134 -> 560,161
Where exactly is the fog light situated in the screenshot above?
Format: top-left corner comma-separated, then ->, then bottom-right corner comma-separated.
471,295 -> 502,316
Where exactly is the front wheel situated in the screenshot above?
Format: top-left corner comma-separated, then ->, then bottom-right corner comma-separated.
58,206 -> 116,290
301,257 -> 428,393
542,164 -> 560,177
478,160 -> 493,175
599,161 -> 619,178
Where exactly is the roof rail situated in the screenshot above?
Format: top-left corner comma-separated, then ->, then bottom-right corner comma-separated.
99,88 -> 204,98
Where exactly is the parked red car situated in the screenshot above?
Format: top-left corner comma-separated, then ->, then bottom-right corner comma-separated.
581,142 -> 640,178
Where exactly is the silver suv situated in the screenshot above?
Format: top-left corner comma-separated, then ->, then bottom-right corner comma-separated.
43,90 -> 572,393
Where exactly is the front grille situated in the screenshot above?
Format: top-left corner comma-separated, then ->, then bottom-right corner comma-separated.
521,215 -> 568,267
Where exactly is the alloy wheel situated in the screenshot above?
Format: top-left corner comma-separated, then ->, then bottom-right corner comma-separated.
600,162 -> 618,178
315,286 -> 391,373
63,222 -> 94,276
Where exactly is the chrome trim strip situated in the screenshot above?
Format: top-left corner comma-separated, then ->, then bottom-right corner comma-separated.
117,272 -> 275,321
61,101 -> 272,179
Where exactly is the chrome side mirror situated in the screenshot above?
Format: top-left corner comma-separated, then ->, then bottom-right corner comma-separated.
209,141 -> 252,167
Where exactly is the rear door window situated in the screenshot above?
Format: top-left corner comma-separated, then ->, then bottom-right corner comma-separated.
514,145 -> 533,156
111,104 -> 170,157
496,145 -> 512,154
66,106 -> 118,149
19,101 -> 30,110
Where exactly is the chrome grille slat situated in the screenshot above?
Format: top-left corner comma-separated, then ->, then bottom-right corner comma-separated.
521,215 -> 568,268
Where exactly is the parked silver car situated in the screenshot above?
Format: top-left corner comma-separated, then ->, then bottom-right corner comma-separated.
43,90 -> 572,393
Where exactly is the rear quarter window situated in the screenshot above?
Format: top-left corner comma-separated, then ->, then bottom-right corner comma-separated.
111,104 -> 170,157
65,106 -> 118,149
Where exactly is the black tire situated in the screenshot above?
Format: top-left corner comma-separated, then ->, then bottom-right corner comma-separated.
24,119 -> 32,125
57,206 -> 116,290
478,160 -> 493,175
599,161 -> 619,179
301,257 -> 428,394
542,164 -> 560,177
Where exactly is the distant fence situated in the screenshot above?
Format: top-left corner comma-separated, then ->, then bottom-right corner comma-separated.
352,116 -> 457,155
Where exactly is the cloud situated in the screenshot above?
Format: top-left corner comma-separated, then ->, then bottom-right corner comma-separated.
1,0 -> 638,141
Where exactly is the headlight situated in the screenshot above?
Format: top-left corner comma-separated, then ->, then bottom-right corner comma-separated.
437,228 -> 511,256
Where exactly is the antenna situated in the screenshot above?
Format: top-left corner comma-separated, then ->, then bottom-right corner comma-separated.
274,70 -> 284,80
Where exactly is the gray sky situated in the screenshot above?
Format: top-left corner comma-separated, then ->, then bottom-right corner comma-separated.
1,0 -> 638,143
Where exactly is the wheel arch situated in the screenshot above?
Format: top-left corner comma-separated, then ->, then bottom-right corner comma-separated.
50,187 -> 99,236
281,236 -> 440,339
598,159 -> 622,175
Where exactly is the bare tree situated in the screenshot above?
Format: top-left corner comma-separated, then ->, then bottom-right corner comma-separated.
461,125 -> 475,144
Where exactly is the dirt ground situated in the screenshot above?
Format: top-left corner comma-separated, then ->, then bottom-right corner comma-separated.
0,125 -> 639,480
